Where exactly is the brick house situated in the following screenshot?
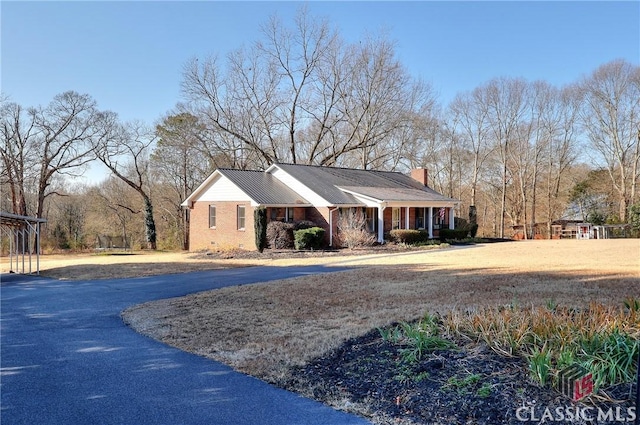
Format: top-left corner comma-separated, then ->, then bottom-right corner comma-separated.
181,163 -> 460,251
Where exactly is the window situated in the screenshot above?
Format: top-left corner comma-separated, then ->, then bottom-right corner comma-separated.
416,210 -> 425,230
209,205 -> 216,228
365,208 -> 376,233
392,208 -> 401,230
270,207 -> 294,222
237,205 -> 246,230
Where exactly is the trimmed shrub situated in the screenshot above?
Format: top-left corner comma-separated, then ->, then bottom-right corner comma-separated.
439,228 -> 469,241
254,207 -> 268,252
294,227 -> 325,250
293,220 -> 316,230
266,221 -> 295,249
389,229 -> 429,244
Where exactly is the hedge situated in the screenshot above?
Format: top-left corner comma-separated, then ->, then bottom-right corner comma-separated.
389,229 -> 430,244
438,228 -> 469,241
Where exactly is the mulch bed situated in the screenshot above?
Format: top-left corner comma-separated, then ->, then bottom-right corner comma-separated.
282,328 -> 637,425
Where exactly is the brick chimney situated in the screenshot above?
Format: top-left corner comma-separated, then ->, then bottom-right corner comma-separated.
411,168 -> 428,186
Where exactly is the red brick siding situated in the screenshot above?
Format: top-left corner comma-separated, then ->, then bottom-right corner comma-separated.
189,201 -> 256,251
304,206 -> 334,246
293,207 -> 307,221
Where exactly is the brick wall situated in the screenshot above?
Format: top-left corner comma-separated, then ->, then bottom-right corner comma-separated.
304,206 -> 334,247
189,201 -> 255,251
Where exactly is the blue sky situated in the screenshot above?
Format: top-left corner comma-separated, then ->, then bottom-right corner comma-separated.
2,1 -> 639,125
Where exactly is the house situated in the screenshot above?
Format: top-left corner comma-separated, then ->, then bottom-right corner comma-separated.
181,163 -> 460,251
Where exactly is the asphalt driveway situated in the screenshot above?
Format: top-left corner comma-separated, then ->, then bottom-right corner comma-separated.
1,266 -> 371,425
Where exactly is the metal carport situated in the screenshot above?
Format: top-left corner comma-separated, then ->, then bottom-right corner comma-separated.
1,211 -> 47,274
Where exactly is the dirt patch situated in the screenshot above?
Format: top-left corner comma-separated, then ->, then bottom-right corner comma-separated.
121,240 -> 640,424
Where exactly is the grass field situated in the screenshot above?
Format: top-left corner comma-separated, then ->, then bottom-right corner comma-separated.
118,239 -> 640,382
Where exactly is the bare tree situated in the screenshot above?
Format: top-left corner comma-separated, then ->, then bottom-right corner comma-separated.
85,179 -> 142,248
1,92 -> 102,218
181,8 -> 435,170
0,101 -> 33,215
580,59 -> 640,222
94,118 -> 158,249
181,8 -> 338,168
542,84 -> 580,236
484,77 -> 529,237
448,87 -> 495,228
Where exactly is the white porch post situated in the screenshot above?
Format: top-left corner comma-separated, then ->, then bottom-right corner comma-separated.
377,206 -> 385,243
449,206 -> 455,230
405,207 -> 410,229
428,207 -> 433,239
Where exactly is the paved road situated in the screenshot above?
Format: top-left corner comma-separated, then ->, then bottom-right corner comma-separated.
1,266 -> 371,425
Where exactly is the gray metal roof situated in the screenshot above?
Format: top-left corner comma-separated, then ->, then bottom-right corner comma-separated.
272,163 -> 458,205
339,186 -> 457,203
0,211 -> 47,227
217,169 -> 310,206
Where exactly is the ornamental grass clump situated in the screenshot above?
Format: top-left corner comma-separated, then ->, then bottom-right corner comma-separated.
379,313 -> 457,364
444,299 -> 640,390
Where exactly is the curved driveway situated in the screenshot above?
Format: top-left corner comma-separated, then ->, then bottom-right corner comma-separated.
1,266 -> 371,425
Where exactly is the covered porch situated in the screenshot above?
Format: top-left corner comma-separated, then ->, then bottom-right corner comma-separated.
336,204 -> 457,244
337,187 -> 459,244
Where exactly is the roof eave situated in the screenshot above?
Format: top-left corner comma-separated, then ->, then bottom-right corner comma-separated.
257,203 -> 314,208
181,169 -> 223,208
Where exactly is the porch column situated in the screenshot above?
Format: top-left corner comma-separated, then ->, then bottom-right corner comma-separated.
377,207 -> 385,243
428,207 -> 433,239
449,206 -> 455,230
405,207 -> 410,229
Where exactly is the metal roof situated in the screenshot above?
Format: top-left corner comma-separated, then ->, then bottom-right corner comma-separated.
272,163 -> 458,205
217,169 -> 311,206
183,164 -> 460,207
0,211 -> 47,227
338,186 -> 458,203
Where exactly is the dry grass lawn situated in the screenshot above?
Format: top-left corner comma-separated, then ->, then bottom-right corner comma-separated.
0,250 -> 254,280
119,239 -> 640,384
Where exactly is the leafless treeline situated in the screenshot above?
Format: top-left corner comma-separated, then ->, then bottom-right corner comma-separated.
1,10 -> 639,249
